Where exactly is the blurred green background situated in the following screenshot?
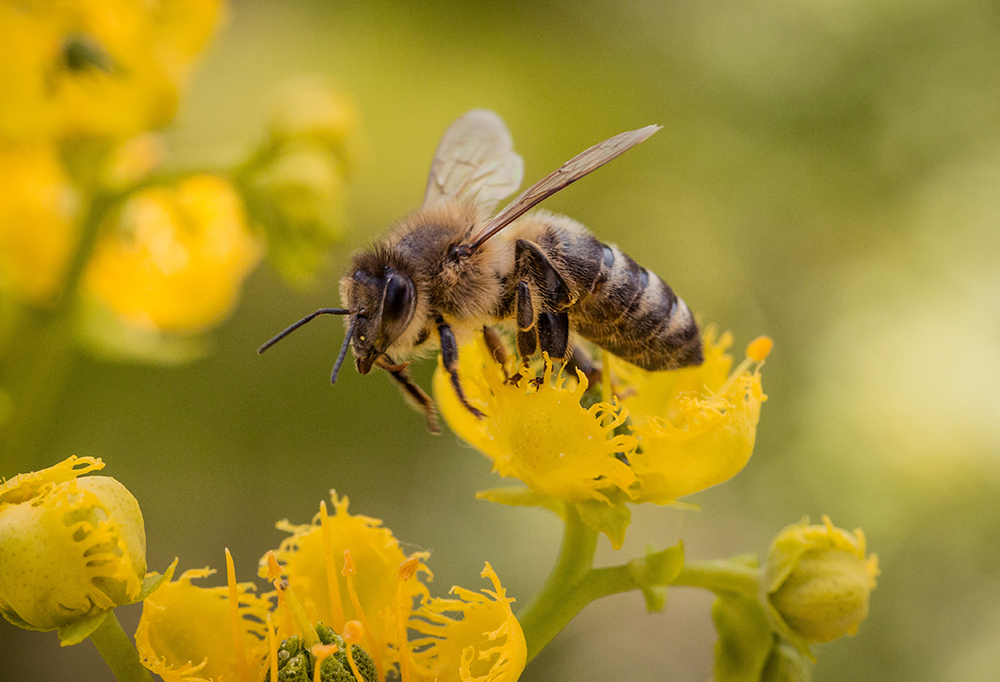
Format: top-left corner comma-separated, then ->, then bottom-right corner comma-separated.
4,0 -> 1000,679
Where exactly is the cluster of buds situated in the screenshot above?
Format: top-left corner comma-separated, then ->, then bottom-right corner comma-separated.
239,77 -> 362,284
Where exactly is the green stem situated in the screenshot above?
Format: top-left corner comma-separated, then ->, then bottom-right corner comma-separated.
88,612 -> 154,682
672,559 -> 761,596
0,190 -> 112,467
518,522 -> 762,664
517,505 -> 597,662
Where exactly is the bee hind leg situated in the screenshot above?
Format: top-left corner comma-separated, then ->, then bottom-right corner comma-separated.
437,317 -> 485,420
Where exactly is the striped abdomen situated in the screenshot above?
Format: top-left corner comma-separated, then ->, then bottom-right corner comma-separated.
530,216 -> 703,371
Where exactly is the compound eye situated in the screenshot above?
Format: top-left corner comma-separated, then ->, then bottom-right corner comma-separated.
383,273 -> 414,321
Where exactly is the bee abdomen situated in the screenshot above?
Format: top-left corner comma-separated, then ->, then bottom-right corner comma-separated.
571,241 -> 702,371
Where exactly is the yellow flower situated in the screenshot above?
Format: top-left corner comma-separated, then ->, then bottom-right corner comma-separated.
613,328 -> 769,504
435,344 -> 637,505
83,175 -> 263,332
137,493 -> 525,682
434,328 -> 769,542
0,142 -> 81,304
0,0 -> 223,140
0,456 -> 146,633
763,516 -> 879,647
262,492 -> 432,676
136,565 -> 272,682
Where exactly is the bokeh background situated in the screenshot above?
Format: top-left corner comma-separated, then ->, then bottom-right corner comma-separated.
4,0 -> 1000,680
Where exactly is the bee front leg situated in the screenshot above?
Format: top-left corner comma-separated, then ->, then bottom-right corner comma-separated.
381,361 -> 441,434
437,316 -> 485,419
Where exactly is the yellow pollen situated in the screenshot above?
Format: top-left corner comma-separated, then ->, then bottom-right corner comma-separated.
319,501 -> 347,629
266,614 -> 278,682
224,549 -> 253,682
311,643 -> 339,682
746,336 -> 773,362
341,550 -> 383,681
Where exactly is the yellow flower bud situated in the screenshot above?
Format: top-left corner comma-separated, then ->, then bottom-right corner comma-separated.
763,516 -> 879,645
0,457 -> 146,632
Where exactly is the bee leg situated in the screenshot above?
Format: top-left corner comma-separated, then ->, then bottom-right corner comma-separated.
383,364 -> 441,434
437,316 -> 485,419
537,312 -> 569,362
482,326 -> 510,378
566,344 -> 602,390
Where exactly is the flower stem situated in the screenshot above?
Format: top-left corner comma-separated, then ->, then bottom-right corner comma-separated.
0,190 -> 111,468
89,612 -> 154,682
672,559 -> 761,596
519,514 -> 762,664
517,504 -> 597,662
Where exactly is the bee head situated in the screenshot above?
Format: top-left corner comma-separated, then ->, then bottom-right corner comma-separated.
343,262 -> 416,375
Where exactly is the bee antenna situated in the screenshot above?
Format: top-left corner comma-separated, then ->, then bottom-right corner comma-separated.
257,308 -> 352,355
330,315 -> 358,385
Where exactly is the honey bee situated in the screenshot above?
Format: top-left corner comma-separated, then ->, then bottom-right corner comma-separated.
259,110 -> 703,432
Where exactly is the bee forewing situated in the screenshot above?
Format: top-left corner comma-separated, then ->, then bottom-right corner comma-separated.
423,109 -> 524,213
467,124 -> 661,251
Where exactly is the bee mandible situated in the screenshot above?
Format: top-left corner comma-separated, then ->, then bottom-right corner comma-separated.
259,110 -> 703,432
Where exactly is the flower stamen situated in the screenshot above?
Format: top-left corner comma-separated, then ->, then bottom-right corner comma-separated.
319,500 -> 347,628
715,335 -> 773,398
266,550 -> 319,647
225,548 -> 253,682
342,620 -> 366,682
342,550 -> 383,680
266,613 -> 278,682
311,643 -> 339,682
395,557 -> 420,682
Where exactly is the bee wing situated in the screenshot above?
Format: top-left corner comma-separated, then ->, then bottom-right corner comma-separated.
423,109 -> 524,212
465,124 -> 661,252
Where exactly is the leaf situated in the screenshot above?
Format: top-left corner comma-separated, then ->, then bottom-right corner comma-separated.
576,498 -> 630,550
475,487 -> 566,517
713,592 -> 774,682
628,543 -> 684,613
57,612 -> 108,646
761,642 -> 813,682
128,558 -> 179,604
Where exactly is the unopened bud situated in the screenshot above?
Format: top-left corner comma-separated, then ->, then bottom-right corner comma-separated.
763,516 -> 879,645
0,457 -> 146,631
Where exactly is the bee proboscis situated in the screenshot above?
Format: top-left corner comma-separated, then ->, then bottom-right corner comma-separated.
259,110 -> 703,432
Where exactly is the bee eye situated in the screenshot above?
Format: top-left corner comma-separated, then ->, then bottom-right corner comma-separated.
383,273 -> 414,320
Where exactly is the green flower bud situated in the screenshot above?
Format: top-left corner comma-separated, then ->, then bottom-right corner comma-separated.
252,146 -> 346,234
267,77 -> 360,168
763,516 -> 879,646
247,145 -> 348,283
0,457 -> 146,632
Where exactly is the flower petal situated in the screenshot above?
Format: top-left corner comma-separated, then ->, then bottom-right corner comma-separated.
409,563 -> 526,682
136,568 -> 271,682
